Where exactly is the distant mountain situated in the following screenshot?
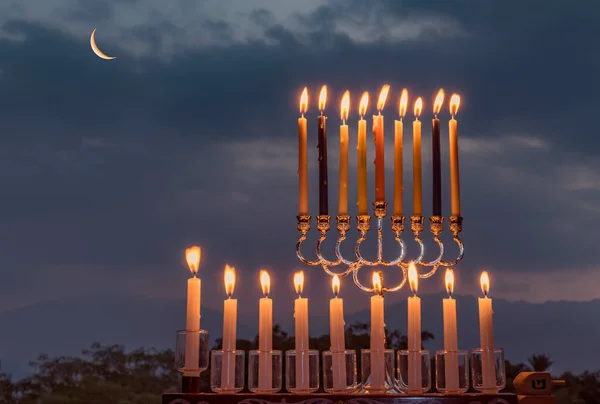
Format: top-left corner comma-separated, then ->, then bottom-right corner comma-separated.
1,294 -> 598,378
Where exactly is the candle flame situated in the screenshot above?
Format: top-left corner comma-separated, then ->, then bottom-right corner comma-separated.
449,94 -> 461,117
480,271 -> 490,297
433,89 -> 445,115
260,270 -> 270,297
318,85 -> 327,112
359,92 -> 369,117
377,84 -> 390,112
185,246 -> 202,275
399,89 -> 408,118
372,272 -> 382,295
294,270 -> 304,297
408,262 -> 419,295
332,275 -> 340,297
414,97 -> 423,118
445,268 -> 455,297
224,264 -> 236,298
340,90 -> 350,122
299,87 -> 308,115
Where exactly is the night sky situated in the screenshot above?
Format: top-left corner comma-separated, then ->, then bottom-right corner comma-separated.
0,0 -> 599,372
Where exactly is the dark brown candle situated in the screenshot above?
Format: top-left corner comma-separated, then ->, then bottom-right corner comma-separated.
432,89 -> 444,217
317,86 -> 329,216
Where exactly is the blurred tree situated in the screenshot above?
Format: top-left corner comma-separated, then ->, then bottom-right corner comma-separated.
528,354 -> 554,372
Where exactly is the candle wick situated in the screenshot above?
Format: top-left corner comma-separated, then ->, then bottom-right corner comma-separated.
301,112 -> 304,118
320,110 -> 323,116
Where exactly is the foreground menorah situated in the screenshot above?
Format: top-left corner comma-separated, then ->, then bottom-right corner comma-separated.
297,200 -> 464,292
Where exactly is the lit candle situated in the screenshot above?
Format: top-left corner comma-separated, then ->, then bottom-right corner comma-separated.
329,275 -> 347,391
373,85 -> 390,202
394,89 -> 408,216
432,90 -> 444,217
443,269 -> 460,391
317,86 -> 329,216
449,94 -> 461,217
258,270 -> 272,390
413,98 -> 423,216
298,88 -> 309,216
338,91 -> 350,216
370,272 -> 385,391
184,246 -> 202,376
221,265 -> 237,390
357,93 -> 369,215
407,263 -> 422,392
294,271 -> 310,390
478,271 -> 497,392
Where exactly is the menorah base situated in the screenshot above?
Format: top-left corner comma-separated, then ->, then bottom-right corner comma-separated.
162,393 -> 519,404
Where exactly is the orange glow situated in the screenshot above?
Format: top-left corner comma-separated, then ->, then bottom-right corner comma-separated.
294,271 -> 304,296
224,264 -> 236,297
185,246 -> 201,275
318,85 -> 327,112
408,262 -> 419,295
260,270 -> 270,297
433,89 -> 445,115
359,92 -> 369,117
372,272 -> 382,295
414,97 -> 423,118
445,268 -> 455,297
480,271 -> 490,297
449,94 -> 461,116
340,91 -> 350,122
332,275 -> 340,297
299,87 -> 308,115
377,84 -> 390,111
399,89 -> 408,118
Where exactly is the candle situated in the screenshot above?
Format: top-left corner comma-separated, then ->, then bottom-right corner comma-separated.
394,89 -> 408,216
449,94 -> 462,217
298,88 -> 309,216
432,90 -> 444,217
373,85 -> 390,202
329,275 -> 347,390
317,85 -> 329,216
412,98 -> 423,216
258,270 -> 273,390
407,263 -> 422,392
357,93 -> 369,215
478,271 -> 497,392
184,246 -> 202,376
221,265 -> 238,390
443,269 -> 460,391
338,91 -> 350,216
294,271 -> 310,390
370,272 -> 385,391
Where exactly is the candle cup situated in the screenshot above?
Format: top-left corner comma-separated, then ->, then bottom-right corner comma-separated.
175,330 -> 210,376
397,349 -> 432,394
248,349 -> 283,393
360,349 -> 395,394
435,350 -> 469,394
210,350 -> 245,393
285,349 -> 319,394
322,350 -> 357,394
471,348 -> 506,393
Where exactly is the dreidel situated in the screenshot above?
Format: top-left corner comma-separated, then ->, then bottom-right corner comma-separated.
513,372 -> 566,404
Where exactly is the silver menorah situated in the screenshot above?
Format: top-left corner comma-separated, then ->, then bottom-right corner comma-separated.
296,200 -> 464,293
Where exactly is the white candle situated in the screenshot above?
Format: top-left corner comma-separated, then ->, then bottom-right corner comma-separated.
478,271 -> 497,392
443,269 -> 460,391
329,275 -> 347,390
449,94 -> 461,217
294,271 -> 310,390
339,91 -> 350,216
407,263 -> 422,392
258,270 -> 273,390
184,246 -> 202,376
221,265 -> 237,390
370,272 -> 385,391
298,88 -> 309,216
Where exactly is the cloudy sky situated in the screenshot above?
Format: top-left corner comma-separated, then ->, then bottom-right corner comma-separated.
0,0 -> 599,328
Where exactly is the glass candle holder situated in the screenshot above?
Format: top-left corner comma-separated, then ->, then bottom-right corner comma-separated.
322,350 -> 357,394
285,349 -> 319,394
210,350 -> 245,393
435,350 -> 470,394
397,349 -> 432,394
360,349 -> 396,394
175,329 -> 210,375
248,350 -> 283,393
471,348 -> 506,393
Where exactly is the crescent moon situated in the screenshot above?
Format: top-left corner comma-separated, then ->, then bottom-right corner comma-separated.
90,28 -> 115,60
